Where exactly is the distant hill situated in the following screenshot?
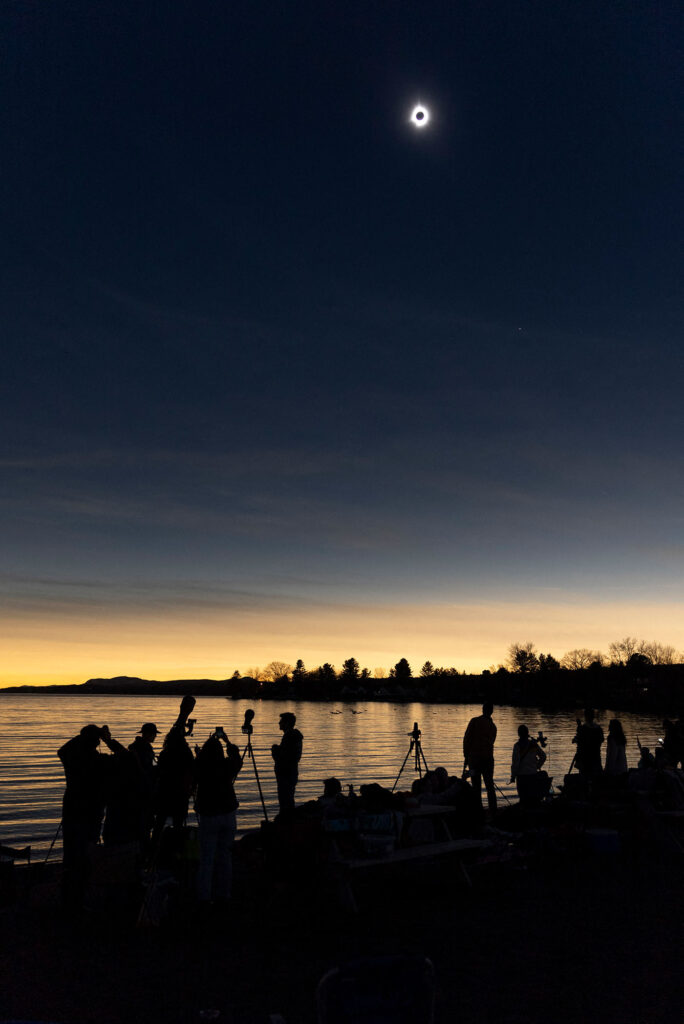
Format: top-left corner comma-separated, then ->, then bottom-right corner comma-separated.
1,676 -> 235,695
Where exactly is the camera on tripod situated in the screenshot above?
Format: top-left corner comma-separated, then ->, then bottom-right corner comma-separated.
392,721 -> 429,792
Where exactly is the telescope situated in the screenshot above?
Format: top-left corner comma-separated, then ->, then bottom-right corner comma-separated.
238,708 -> 268,822
392,721 -> 429,792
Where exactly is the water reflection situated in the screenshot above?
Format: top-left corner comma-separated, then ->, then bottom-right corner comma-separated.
0,694 -> 666,852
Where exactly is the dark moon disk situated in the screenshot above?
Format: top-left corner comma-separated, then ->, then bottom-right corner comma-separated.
410,104 -> 430,128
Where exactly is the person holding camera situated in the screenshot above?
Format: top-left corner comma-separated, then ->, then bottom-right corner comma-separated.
195,728 -> 243,905
151,695 -> 198,853
58,723 -> 127,910
271,712 -> 303,817
510,725 -> 548,806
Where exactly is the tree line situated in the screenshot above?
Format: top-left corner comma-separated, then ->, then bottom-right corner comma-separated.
240,637 -> 683,688
226,638 -> 684,712
506,637 -> 680,674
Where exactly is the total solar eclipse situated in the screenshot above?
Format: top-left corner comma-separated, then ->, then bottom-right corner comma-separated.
410,104 -> 430,128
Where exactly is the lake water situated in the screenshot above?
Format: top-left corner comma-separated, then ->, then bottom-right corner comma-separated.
0,694 -> 666,855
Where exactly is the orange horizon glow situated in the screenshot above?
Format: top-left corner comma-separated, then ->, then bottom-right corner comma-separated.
3,597 -> 684,688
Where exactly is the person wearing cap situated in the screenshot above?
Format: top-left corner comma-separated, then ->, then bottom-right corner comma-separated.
128,723 -> 159,852
129,723 -> 158,777
271,712 -> 303,816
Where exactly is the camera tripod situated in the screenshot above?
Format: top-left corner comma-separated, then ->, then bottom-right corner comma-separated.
391,721 -> 429,792
241,709 -> 269,822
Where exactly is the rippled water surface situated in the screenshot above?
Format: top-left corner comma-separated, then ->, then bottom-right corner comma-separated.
0,695 -> 666,853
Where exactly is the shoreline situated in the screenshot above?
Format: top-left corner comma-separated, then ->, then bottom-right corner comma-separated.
3,801 -> 683,1024
2,675 -> 682,715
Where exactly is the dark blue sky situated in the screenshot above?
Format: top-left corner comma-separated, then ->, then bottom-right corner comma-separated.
2,1 -> 683,681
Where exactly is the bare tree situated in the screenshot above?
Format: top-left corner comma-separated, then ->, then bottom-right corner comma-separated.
373,667 -> 387,679
264,660 -> 293,682
608,637 -> 641,665
561,648 -> 604,670
245,666 -> 266,681
506,641 -> 539,674
640,641 -> 678,665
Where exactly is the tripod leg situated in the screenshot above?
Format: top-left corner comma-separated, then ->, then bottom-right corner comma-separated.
391,743 -> 414,793
43,819 -> 62,866
247,739 -> 269,822
418,741 -> 429,773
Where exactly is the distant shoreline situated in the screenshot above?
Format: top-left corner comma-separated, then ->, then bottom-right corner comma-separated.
2,669 -> 682,713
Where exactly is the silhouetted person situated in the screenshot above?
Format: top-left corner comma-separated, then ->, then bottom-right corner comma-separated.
572,709 -> 604,778
674,718 -> 684,769
316,777 -> 347,819
151,695 -> 197,854
637,745 -> 656,769
58,724 -> 126,910
510,725 -> 547,805
271,712 -> 303,816
319,777 -> 343,803
661,719 -> 683,768
128,723 -> 158,851
195,729 -> 243,904
605,719 -> 628,776
102,744 -> 145,847
463,702 -> 497,814
129,723 -> 158,778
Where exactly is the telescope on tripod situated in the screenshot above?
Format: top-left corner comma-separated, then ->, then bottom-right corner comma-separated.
241,708 -> 269,822
391,721 -> 429,792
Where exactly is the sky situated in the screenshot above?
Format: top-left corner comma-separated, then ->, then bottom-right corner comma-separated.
2,1 -> 683,685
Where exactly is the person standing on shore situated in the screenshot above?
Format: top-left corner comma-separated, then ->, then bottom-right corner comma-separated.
463,702 -> 497,815
510,724 -> 547,805
195,728 -> 243,905
271,712 -> 303,817
151,695 -> 197,852
572,708 -> 604,779
604,719 -> 628,776
58,723 -> 127,911
661,719 -> 684,769
128,723 -> 159,851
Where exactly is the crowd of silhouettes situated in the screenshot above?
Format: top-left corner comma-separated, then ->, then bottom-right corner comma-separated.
56,697 -> 684,914
56,697 -> 308,913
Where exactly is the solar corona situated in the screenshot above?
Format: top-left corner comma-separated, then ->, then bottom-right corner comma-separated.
410,104 -> 430,128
